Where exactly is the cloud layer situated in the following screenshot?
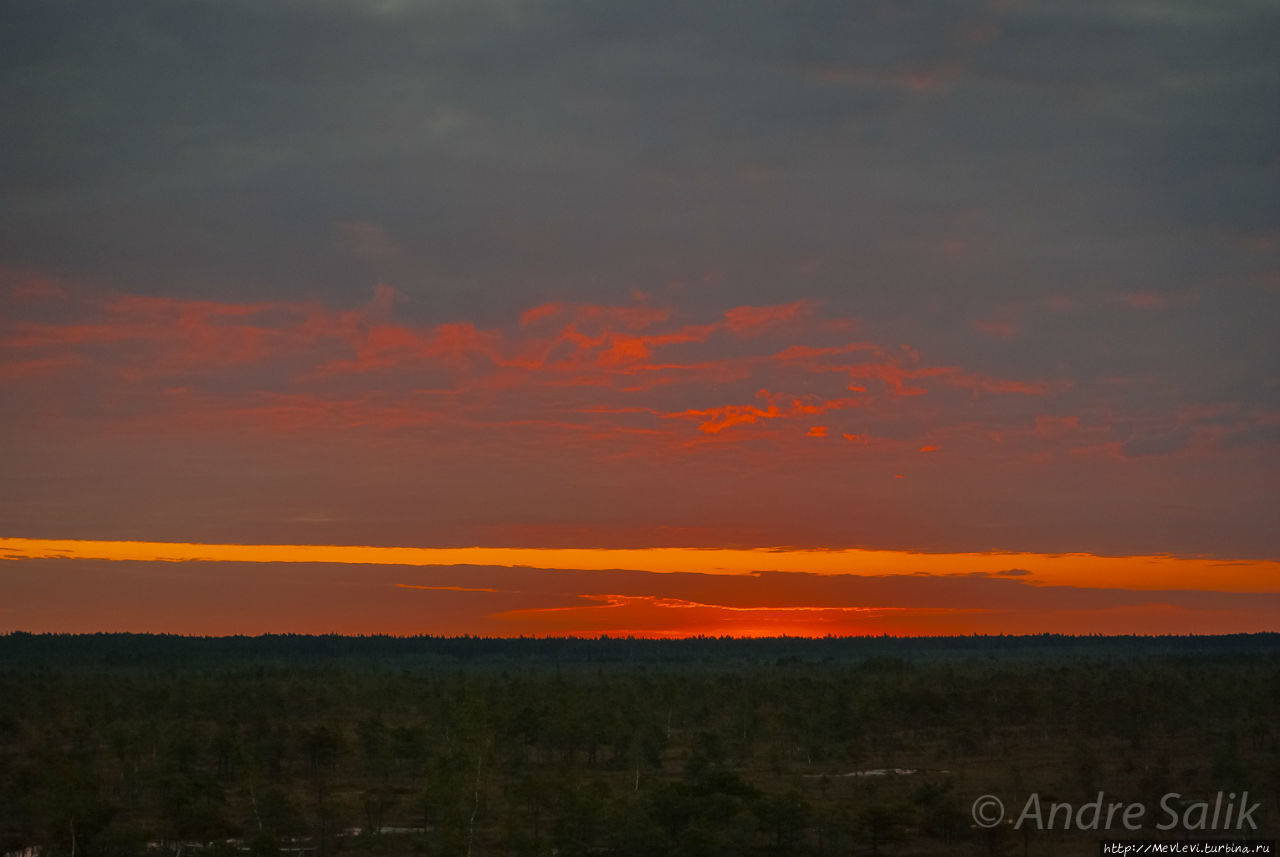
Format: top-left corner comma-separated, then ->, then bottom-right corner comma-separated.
1,0 -> 1277,633
2,279 -> 1275,558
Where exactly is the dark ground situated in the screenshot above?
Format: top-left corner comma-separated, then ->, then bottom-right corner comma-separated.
1,632 -> 1277,856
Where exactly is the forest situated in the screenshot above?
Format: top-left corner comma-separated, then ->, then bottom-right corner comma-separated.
1,633 -> 1277,856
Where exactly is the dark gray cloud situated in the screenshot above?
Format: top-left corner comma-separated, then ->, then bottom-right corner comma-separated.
4,0 -> 1276,314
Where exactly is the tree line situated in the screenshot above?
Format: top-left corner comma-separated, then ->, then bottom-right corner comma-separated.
1,633 -> 1277,855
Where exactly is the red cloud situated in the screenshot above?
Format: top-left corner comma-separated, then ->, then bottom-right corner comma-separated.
520,303 -> 563,326
595,326 -> 716,367
664,390 -> 864,435
724,300 -> 813,335
668,403 -> 782,434
2,280 -> 1070,459
0,354 -> 84,380
1034,415 -> 1080,436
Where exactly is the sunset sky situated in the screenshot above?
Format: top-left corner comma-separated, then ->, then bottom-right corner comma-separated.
2,0 -> 1278,636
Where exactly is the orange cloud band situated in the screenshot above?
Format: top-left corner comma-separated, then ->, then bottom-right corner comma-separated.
1,538 -> 1276,593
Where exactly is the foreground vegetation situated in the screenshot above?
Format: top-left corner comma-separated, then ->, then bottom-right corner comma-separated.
1,633 -> 1277,856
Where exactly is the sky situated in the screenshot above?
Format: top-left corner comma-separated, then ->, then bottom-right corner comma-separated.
1,0 -> 1278,636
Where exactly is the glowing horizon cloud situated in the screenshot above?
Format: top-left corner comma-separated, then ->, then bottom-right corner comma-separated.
2,538 -> 1278,593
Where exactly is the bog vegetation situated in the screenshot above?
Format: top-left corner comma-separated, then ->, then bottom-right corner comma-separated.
0,633 -> 1277,856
